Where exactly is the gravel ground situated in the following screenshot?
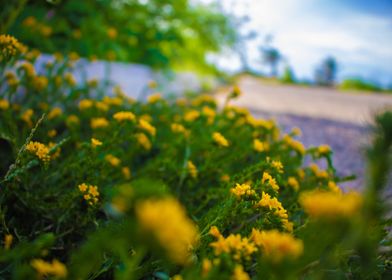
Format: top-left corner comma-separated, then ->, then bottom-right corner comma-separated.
250,109 -> 371,190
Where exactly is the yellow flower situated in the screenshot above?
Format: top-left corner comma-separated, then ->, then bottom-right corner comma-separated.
122,167 -> 131,179
78,99 -> 94,110
66,115 -> 80,126
95,101 -> 109,112
187,161 -> 198,178
78,183 -> 99,205
23,16 -> 36,27
31,259 -> 67,278
20,62 -> 35,77
328,181 -> 342,193
138,119 -> 156,136
209,230 -> 257,260
63,72 -> 76,86
105,154 -> 121,167
103,96 -> 123,106
318,144 -> 331,155
26,141 -> 50,163
4,234 -> 13,250
184,110 -> 200,122
287,177 -> 299,191
309,163 -> 329,179
253,139 -> 269,152
47,129 -> 57,138
135,133 -> 152,151
202,258 -> 212,277
91,138 -> 103,148
230,85 -> 242,99
91,118 -> 109,129
113,111 -> 136,122
47,107 -> 62,120
232,265 -> 250,280
171,123 -> 186,134
291,127 -> 302,136
250,229 -> 303,262
21,109 -> 34,127
32,76 -> 48,91
0,34 -> 26,60
148,80 -> 157,88
271,160 -> 284,173
212,132 -> 229,147
299,190 -> 362,219
147,93 -> 162,104
262,172 -> 279,191
209,226 -> 222,238
256,192 -> 291,230
0,99 -> 10,110
220,174 -> 230,183
230,183 -> 255,198
68,52 -> 79,61
107,27 -> 118,39
284,135 -> 305,155
135,197 -> 199,265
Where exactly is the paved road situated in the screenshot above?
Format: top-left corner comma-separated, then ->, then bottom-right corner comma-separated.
217,76 -> 392,190
217,76 -> 392,125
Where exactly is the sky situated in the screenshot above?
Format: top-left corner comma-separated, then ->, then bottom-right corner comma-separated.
205,0 -> 392,86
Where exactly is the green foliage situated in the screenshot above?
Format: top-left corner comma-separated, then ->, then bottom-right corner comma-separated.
339,78 -> 388,93
0,39 -> 391,279
8,0 -> 237,72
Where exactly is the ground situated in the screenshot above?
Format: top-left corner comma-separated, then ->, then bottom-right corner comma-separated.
217,76 -> 392,189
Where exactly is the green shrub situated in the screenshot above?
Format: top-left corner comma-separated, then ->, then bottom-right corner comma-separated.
0,35 -> 391,280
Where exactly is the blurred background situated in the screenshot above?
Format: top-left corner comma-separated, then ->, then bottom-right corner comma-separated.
2,0 -> 392,189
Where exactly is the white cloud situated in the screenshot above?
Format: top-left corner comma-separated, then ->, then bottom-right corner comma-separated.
207,0 -> 392,84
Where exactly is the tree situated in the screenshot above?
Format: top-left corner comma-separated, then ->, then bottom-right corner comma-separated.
259,36 -> 282,77
314,56 -> 338,86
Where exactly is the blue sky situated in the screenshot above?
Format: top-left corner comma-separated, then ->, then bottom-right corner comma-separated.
205,0 -> 392,86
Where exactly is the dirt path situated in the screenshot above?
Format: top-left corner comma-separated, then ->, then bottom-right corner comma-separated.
217,76 -> 392,125
216,76 -> 392,189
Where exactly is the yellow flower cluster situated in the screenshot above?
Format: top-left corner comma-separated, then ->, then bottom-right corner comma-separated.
147,93 -> 162,104
0,34 -> 25,60
213,132 -> 229,147
230,183 -> 255,199
78,183 -> 100,205
0,99 -> 10,110
250,229 -> 303,262
299,190 -> 362,219
287,177 -> 299,191
31,259 -> 67,278
138,119 -> 156,136
91,138 -> 103,148
105,154 -> 121,167
135,197 -> 199,265
171,123 -> 189,137
187,161 -> 198,178
26,141 -> 50,163
113,111 -> 136,122
32,76 -> 49,91
283,135 -> 305,155
209,227 -> 257,261
232,265 -> 250,280
271,160 -> 284,173
21,109 -> 34,127
261,172 -> 279,191
4,234 -> 13,250
253,139 -> 269,152
91,117 -> 109,129
309,163 -> 329,179
184,110 -> 200,122
256,192 -> 292,232
135,133 -> 152,151
79,99 -> 94,110
318,144 -> 331,155
47,107 -> 62,120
